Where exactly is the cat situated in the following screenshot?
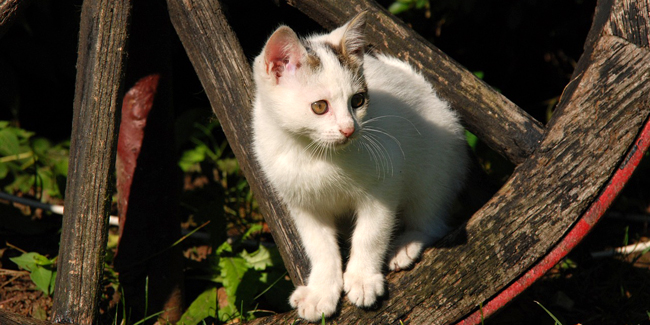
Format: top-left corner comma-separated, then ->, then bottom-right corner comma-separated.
251,11 -> 468,322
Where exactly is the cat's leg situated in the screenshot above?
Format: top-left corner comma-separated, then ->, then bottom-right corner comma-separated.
388,201 -> 450,271
289,208 -> 343,321
343,200 -> 394,307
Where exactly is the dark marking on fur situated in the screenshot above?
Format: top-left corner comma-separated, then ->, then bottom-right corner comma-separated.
331,42 -> 361,71
303,41 -> 323,71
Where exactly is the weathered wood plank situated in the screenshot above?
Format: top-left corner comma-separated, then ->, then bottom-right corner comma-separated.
284,0 -> 546,165
51,1 -> 131,324
166,0 -> 309,286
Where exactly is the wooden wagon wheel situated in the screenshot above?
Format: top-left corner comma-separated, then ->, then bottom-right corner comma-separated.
167,0 -> 650,324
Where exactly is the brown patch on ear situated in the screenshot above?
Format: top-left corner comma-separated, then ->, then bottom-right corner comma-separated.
340,11 -> 367,64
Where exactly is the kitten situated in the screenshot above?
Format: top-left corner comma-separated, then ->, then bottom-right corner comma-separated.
251,11 -> 468,322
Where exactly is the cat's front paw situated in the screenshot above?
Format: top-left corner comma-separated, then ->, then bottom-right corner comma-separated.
388,240 -> 424,271
343,271 -> 385,307
289,285 -> 340,322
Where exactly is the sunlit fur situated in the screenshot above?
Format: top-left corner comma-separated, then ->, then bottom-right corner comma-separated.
252,12 -> 468,322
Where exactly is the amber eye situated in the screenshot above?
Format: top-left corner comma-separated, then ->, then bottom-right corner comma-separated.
350,93 -> 366,109
311,100 -> 328,115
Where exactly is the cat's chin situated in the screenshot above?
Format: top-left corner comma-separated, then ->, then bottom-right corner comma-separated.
332,137 -> 356,150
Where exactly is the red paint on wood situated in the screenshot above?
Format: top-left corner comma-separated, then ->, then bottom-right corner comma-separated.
457,118 -> 650,325
115,74 -> 160,242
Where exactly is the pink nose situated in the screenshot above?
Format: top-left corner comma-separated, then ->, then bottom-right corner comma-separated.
339,127 -> 355,138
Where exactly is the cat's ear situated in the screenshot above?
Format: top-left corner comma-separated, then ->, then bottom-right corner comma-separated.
263,26 -> 305,83
340,11 -> 367,63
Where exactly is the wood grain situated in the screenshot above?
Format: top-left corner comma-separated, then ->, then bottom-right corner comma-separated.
51,1 -> 131,324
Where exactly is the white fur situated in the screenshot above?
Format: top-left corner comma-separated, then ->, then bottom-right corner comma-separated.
252,15 -> 468,322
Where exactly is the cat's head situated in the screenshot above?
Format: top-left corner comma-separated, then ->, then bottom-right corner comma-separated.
253,12 -> 369,149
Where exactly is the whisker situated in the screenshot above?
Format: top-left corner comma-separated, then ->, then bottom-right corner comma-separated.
360,135 -> 382,177
364,127 -> 406,160
303,140 -> 320,161
363,133 -> 393,178
361,115 -> 421,135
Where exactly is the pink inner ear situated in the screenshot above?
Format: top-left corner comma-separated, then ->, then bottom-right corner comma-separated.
264,28 -> 302,83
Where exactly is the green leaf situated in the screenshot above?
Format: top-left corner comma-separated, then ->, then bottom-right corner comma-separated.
242,223 -> 263,241
10,252 -> 56,295
241,245 -> 273,271
389,2 -> 412,14
465,130 -> 478,151
178,287 -> 217,325
10,252 -> 41,271
220,256 -> 249,297
0,162 -> 9,178
179,145 -> 207,172
31,137 -> 52,157
0,128 -> 20,156
30,266 -> 55,295
415,0 -> 429,9
216,158 -> 240,175
219,256 -> 250,321
216,241 -> 233,255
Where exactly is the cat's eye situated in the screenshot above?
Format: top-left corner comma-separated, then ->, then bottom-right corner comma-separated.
350,93 -> 366,109
311,100 -> 328,115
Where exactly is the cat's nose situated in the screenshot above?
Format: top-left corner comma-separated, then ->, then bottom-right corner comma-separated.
339,127 -> 355,138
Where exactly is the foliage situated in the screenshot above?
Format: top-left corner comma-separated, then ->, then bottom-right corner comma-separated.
0,121 -> 69,199
178,287 -> 217,325
9,252 -> 57,295
389,0 -> 430,15
213,240 -> 290,322
176,111 -> 291,324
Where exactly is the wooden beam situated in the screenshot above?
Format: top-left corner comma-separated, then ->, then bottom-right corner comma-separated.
51,1 -> 131,324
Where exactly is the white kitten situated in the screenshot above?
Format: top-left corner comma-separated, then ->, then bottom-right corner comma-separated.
252,12 -> 468,322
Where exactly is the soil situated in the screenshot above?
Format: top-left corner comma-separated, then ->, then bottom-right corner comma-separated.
0,270 -> 52,320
